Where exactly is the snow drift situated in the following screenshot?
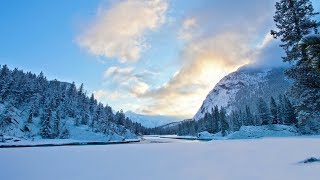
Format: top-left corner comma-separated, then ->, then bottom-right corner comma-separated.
227,124 -> 299,139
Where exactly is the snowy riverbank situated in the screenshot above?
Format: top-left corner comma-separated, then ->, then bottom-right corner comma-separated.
0,135 -> 140,148
0,125 -> 303,147
159,124 -> 300,141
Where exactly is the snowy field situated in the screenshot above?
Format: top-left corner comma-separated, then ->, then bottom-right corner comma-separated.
0,136 -> 319,180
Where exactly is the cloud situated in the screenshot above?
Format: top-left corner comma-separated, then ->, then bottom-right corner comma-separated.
94,90 -> 128,101
138,31 -> 251,117
103,66 -> 151,97
257,33 -> 274,49
104,66 -> 156,84
178,18 -> 198,40
89,0 -> 285,118
143,31 -> 252,97
104,66 -> 135,82
251,34 -> 287,69
77,0 -> 168,62
129,81 -> 150,96
135,0 -> 279,117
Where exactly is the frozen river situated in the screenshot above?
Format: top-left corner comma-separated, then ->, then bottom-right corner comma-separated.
0,136 -> 319,180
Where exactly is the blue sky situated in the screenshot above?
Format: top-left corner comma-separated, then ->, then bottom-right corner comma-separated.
1,0 -> 319,118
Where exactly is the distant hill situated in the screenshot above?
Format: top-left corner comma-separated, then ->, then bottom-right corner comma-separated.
125,111 -> 181,128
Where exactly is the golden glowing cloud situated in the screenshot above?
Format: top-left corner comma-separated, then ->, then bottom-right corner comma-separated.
138,31 -> 252,117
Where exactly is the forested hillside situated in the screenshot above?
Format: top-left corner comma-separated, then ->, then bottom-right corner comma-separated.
0,65 -> 148,141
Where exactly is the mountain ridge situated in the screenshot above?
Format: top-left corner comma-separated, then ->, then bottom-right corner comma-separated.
125,111 -> 181,128
193,65 -> 291,121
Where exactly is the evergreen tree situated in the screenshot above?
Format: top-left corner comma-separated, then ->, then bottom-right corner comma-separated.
189,121 -> 196,135
66,82 -> 77,118
220,107 -> 228,136
74,115 -> 80,126
81,113 -> 89,125
203,112 -> 211,133
116,110 -> 125,126
283,95 -> 298,125
60,123 -> 70,139
257,97 -> 271,125
40,107 -> 52,139
299,34 -> 320,71
89,94 -> 96,113
0,65 -> 10,94
271,0 -> 320,123
270,97 -> 279,124
207,109 -> 215,133
78,83 -> 84,97
27,108 -> 33,124
0,65 -> 13,102
238,110 -> 245,126
213,105 -> 220,133
91,104 -> 101,129
231,111 -> 241,131
0,105 -> 15,129
53,111 -> 60,138
277,94 -> 285,124
271,0 -> 319,62
245,105 -> 254,126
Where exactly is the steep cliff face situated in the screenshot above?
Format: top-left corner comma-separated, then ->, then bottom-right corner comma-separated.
193,66 -> 291,120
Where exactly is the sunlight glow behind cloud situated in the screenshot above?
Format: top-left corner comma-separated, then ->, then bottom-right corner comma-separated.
138,31 -> 252,117
133,0 -> 278,117
87,0 -> 283,118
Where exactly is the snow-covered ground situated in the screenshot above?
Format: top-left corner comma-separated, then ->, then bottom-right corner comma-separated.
161,125 -> 300,141
228,124 -> 299,139
0,136 -> 319,180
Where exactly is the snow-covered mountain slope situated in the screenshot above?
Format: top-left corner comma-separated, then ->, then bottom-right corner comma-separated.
193,66 -> 291,120
125,111 -> 181,128
0,65 -> 140,142
0,99 -> 136,142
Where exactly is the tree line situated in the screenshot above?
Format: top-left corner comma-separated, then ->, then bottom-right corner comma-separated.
158,94 -> 296,136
